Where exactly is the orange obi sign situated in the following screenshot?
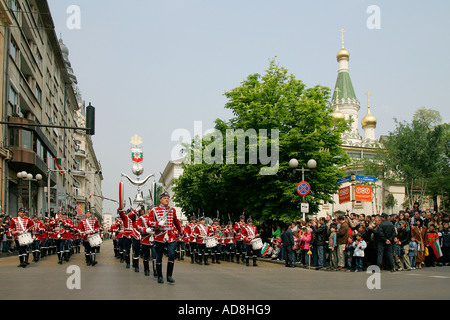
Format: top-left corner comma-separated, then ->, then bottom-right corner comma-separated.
354,186 -> 372,202
338,186 -> 351,204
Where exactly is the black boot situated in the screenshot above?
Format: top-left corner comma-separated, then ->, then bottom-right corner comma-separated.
85,254 -> 91,266
204,254 -> 210,265
133,258 -> 139,272
91,253 -> 97,266
253,256 -> 258,267
17,255 -> 24,268
58,252 -> 63,264
125,255 -> 130,269
190,252 -> 195,264
181,250 -> 185,261
198,254 -> 203,265
216,253 -> 221,264
246,257 -> 250,266
152,260 -> 157,278
143,260 -> 150,276
156,263 -> 164,283
236,253 -> 240,264
167,261 -> 175,284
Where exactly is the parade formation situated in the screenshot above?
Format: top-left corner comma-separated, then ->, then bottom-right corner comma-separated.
7,207 -> 102,268
5,194 -> 265,288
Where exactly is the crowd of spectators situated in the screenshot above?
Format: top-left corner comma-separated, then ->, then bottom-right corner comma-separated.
258,204 -> 450,272
0,215 -> 13,255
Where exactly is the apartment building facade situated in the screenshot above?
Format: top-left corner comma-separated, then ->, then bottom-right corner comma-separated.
1,0 -> 102,219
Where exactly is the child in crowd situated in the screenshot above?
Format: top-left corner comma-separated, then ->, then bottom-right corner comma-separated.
345,235 -> 355,272
300,227 -> 312,267
393,236 -> 404,271
408,235 -> 418,270
271,243 -> 281,260
328,224 -> 338,270
352,233 -> 367,272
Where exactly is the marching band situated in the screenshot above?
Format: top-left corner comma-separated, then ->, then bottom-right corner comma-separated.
6,192 -> 264,285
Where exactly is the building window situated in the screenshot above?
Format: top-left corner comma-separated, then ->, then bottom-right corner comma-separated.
9,85 -> 18,107
11,0 -> 19,16
10,38 -> 19,62
36,138 -> 45,160
35,84 -> 42,103
22,130 -> 32,150
9,127 -> 19,147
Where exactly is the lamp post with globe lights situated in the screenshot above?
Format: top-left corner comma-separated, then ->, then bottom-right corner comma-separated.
289,158 -> 317,219
16,171 -> 42,216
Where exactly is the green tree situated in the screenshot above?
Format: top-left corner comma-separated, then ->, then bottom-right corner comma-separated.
364,109 -> 448,209
173,60 -> 350,222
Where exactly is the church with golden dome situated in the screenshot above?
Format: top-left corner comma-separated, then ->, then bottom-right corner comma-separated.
318,29 -> 406,217
330,28 -> 378,148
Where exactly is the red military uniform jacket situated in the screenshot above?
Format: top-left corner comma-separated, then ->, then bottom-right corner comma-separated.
209,223 -> 221,240
135,214 -> 154,245
30,220 -> 46,241
9,216 -> 34,239
222,227 -> 235,244
60,218 -> 75,239
148,205 -> 181,243
185,222 -> 197,243
110,219 -> 123,239
193,223 -> 210,244
118,209 -> 141,240
78,218 -> 101,241
241,225 -> 258,245
234,221 -> 245,241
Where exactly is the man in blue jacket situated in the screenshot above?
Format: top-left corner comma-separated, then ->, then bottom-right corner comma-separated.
281,222 -> 295,268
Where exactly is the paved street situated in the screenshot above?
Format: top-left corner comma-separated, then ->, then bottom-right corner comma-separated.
0,239 -> 449,301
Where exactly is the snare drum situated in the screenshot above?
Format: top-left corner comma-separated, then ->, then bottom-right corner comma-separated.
250,238 -> 263,250
205,236 -> 218,248
18,232 -> 33,246
88,233 -> 103,247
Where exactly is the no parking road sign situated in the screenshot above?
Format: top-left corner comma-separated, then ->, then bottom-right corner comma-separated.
297,181 -> 311,196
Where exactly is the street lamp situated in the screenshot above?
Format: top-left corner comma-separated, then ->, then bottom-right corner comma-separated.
289,158 -> 317,220
17,171 -> 42,216
289,158 -> 317,181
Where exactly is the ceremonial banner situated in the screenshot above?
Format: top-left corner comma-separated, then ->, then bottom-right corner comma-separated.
355,186 -> 372,202
339,186 -> 351,204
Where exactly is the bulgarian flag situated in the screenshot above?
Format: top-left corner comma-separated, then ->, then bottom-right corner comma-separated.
428,232 -> 443,258
261,243 -> 270,256
54,158 -> 65,173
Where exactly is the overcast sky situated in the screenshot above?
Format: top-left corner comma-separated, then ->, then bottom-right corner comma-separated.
47,0 -> 450,214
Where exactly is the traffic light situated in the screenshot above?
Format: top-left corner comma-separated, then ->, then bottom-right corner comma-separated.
86,102 -> 95,135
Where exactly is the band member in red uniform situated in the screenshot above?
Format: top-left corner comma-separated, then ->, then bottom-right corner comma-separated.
78,209 -> 101,266
59,213 -> 75,264
241,218 -> 260,266
223,221 -> 236,262
184,216 -> 198,264
176,225 -> 186,261
209,218 -> 222,264
234,215 -> 246,263
193,216 -> 210,265
109,217 -> 122,258
30,216 -> 46,262
136,206 -> 156,277
9,208 -> 34,267
149,191 -> 182,284
40,217 -> 50,258
117,207 -> 141,269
